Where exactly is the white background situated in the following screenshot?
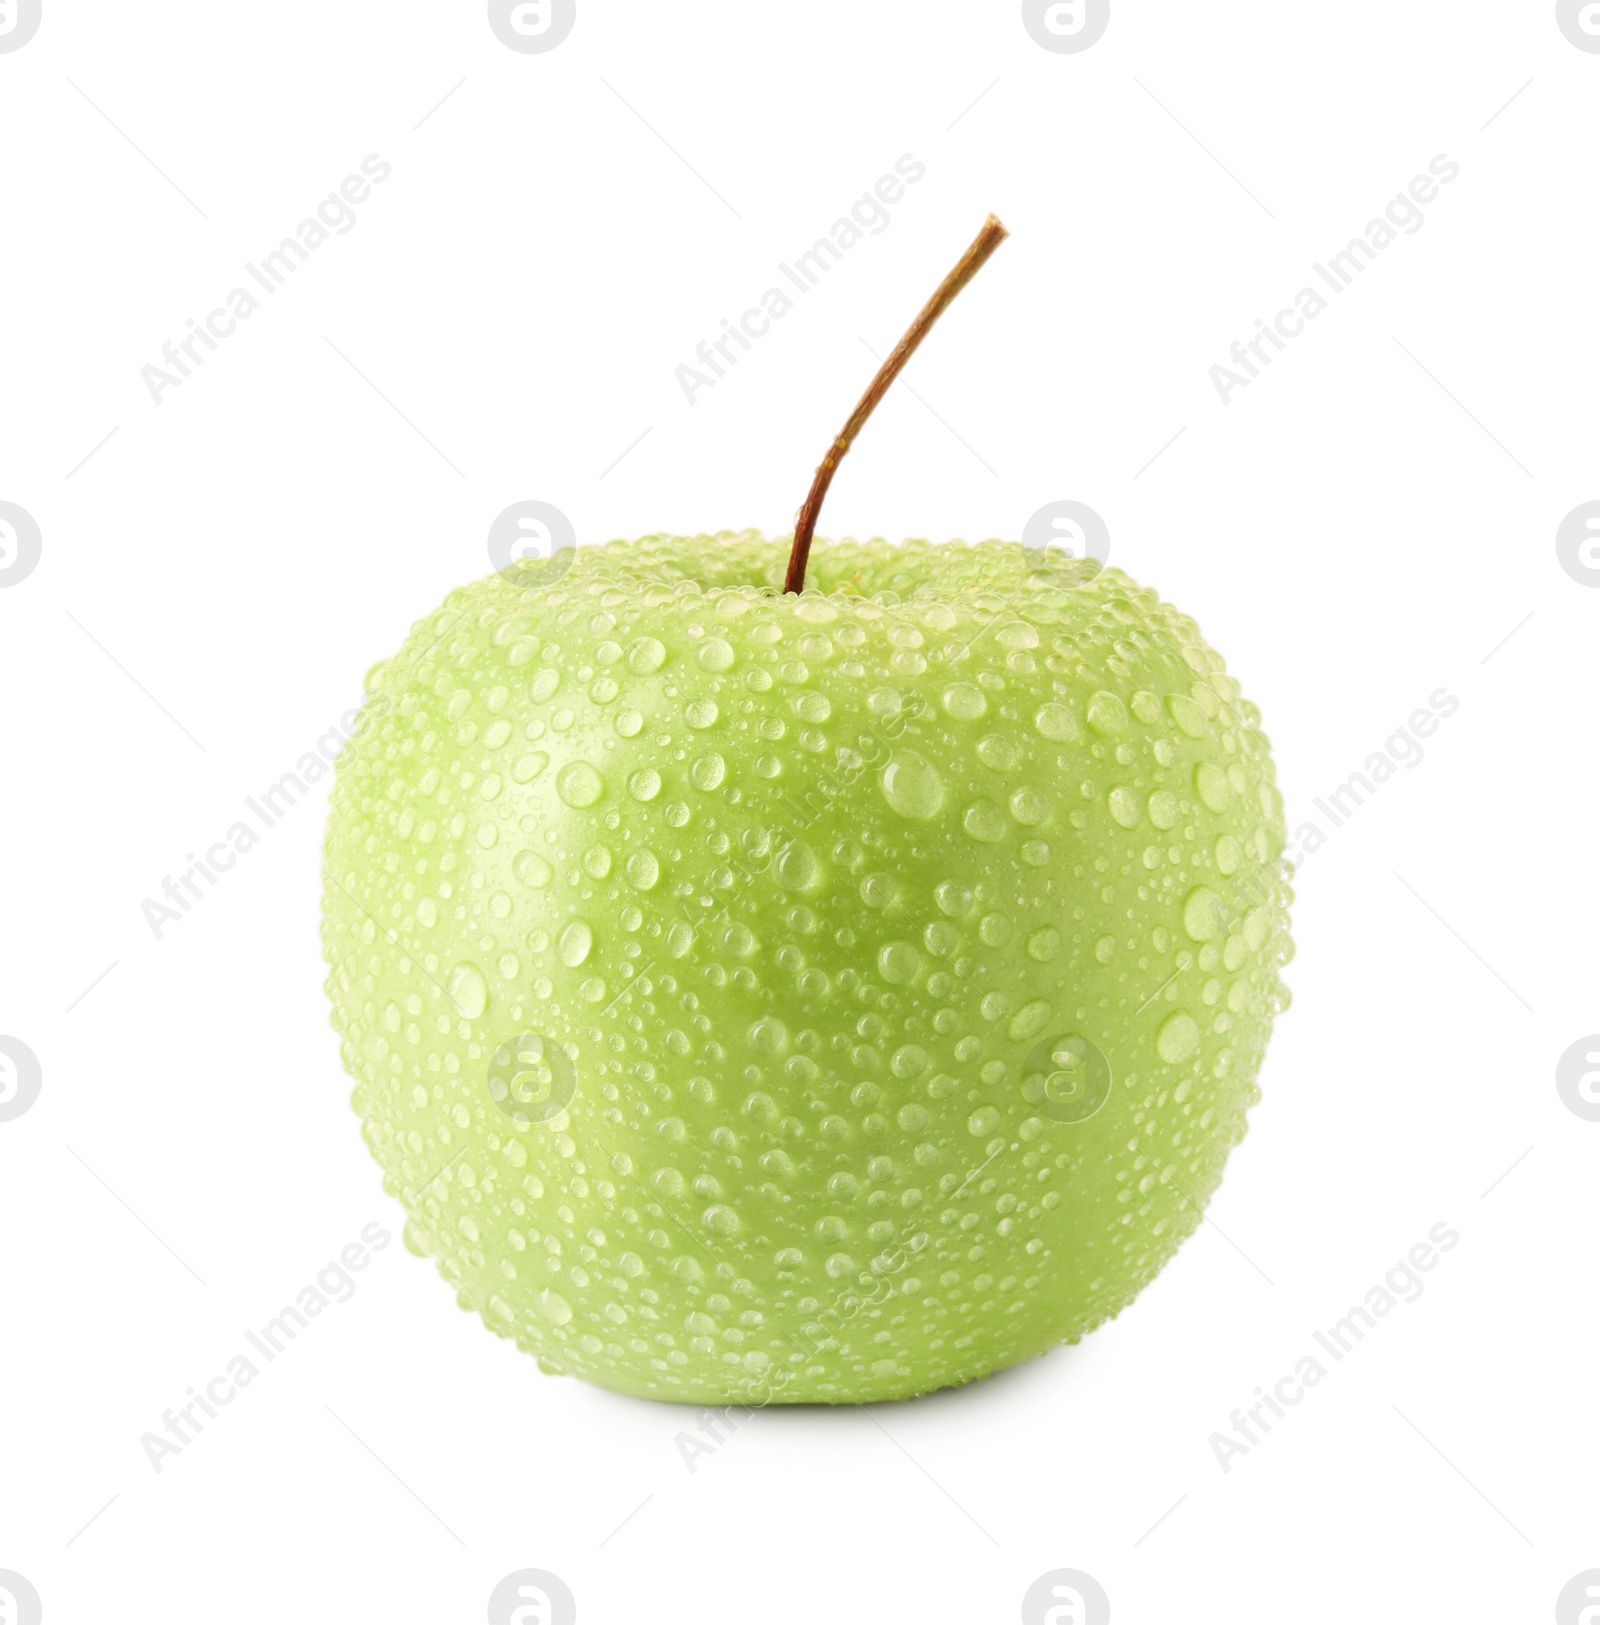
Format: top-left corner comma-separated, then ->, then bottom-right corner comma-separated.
1,3 -> 1596,1621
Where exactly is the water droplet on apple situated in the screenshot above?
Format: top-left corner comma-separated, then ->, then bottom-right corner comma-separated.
891,1044 -> 929,1079
513,849 -> 552,888
535,1287 -> 573,1325
1183,887 -> 1228,942
882,751 -> 945,819
449,962 -> 488,1019
1008,999 -> 1053,1042
775,840 -> 821,892
626,636 -> 667,674
1108,786 -> 1143,828
625,849 -> 660,889
1168,693 -> 1209,738
941,682 -> 986,720
1087,691 -> 1128,735
747,1016 -> 787,1054
690,752 -> 726,791
1157,1010 -> 1201,1063
555,760 -> 604,807
558,920 -> 594,967
980,912 -> 1013,946
1195,762 -> 1231,812
963,801 -> 1007,843
976,734 -> 1018,770
878,941 -> 921,984
935,880 -> 973,917
1035,702 -> 1079,742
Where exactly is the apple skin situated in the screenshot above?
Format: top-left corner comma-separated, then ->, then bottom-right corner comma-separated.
322,534 -> 1292,1404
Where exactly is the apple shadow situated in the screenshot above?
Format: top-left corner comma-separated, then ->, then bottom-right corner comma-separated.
783,1334 -> 1095,1424
588,1331 -> 1096,1429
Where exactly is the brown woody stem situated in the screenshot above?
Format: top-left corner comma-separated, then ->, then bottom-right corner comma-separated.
783,213 -> 1009,596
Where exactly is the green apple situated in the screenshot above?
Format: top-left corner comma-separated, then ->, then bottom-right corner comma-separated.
321,531 -> 1292,1403
321,218 -> 1292,1403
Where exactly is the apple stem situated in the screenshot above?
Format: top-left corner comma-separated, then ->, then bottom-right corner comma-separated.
783,214 -> 1010,596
